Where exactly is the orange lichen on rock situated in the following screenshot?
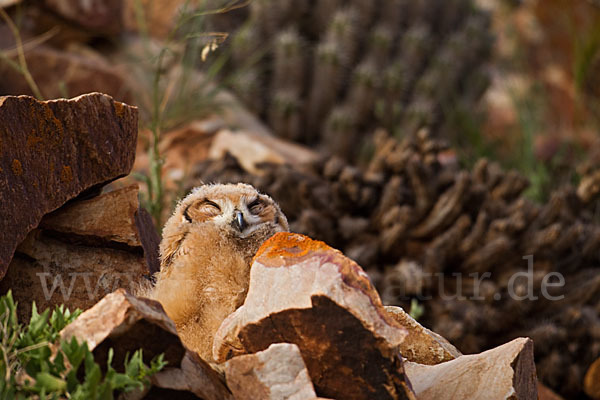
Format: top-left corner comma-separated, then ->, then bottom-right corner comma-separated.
26,132 -> 43,148
253,233 -> 385,310
11,159 -> 22,176
214,232 -> 414,399
254,232 -> 336,264
114,101 -> 126,119
60,165 -> 73,183
42,104 -> 65,137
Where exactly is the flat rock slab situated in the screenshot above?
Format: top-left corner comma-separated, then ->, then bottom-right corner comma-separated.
0,185 -> 159,321
40,183 -> 160,274
0,93 -> 137,279
61,289 -> 232,400
385,306 -> 461,365
404,337 -> 537,400
225,343 -> 318,400
209,129 -> 319,175
214,232 -> 415,400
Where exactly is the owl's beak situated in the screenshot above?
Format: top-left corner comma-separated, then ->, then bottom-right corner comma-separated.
233,210 -> 247,232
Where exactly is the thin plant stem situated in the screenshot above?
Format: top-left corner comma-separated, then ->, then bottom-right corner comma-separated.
0,7 -> 44,100
132,0 -> 249,228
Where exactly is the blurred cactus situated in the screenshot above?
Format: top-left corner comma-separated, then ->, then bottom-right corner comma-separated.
215,0 -> 493,157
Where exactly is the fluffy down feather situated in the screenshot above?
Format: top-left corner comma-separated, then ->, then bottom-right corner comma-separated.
140,183 -> 288,361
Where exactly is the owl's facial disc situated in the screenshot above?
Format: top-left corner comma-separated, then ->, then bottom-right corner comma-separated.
177,185 -> 286,238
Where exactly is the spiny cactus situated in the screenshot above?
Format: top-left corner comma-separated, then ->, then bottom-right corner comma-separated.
213,0 -> 493,158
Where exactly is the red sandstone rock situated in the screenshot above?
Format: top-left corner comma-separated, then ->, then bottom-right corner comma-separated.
214,232 -> 416,400
0,93 -> 137,279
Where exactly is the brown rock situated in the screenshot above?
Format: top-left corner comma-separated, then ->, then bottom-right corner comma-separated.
0,93 -> 137,279
0,185 -> 159,320
225,343 -> 318,400
214,232 -> 416,400
404,337 -> 537,400
385,306 -> 461,365
43,0 -> 122,34
41,184 -> 150,247
61,289 -> 232,400
39,184 -> 160,274
0,47 -> 132,103
585,357 -> 600,399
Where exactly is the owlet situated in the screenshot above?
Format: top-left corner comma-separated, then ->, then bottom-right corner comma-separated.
145,183 -> 288,361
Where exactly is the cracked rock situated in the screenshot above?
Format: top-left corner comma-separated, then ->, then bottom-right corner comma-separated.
214,232 -> 415,400
0,185 -> 158,321
0,93 -> 137,279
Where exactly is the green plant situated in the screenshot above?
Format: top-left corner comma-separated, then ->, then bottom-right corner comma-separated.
0,291 -> 166,399
409,298 -> 425,321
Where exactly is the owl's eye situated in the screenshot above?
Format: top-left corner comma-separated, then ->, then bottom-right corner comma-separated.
202,200 -> 221,211
248,198 -> 265,214
184,199 -> 221,222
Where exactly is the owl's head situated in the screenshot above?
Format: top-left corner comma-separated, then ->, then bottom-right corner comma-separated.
177,183 -> 288,236
160,183 -> 289,268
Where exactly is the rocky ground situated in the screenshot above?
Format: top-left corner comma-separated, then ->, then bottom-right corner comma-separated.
1,1 -> 600,399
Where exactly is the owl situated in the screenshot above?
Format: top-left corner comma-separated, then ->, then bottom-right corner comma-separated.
145,183 -> 289,361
